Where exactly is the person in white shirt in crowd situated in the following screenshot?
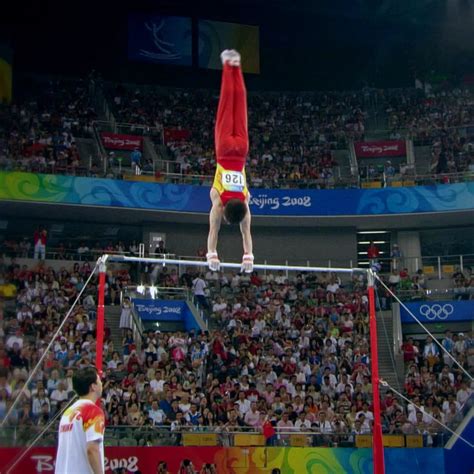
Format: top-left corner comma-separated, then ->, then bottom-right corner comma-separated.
244,401 -> 261,428
454,333 -> 468,356
235,391 -> 251,416
456,380 -> 472,406
148,400 -> 166,426
356,402 -> 374,423
16,305 -> 32,323
50,381 -> 69,408
351,418 -> 369,435
276,411 -> 294,443
212,296 -> 227,315
388,269 -> 401,287
205,269 -> 219,286
294,411 -> 312,431
274,271 -> 286,285
356,413 -> 371,433
423,336 -> 440,368
6,331 -> 24,350
150,370 -> 166,394
192,273 -> 209,311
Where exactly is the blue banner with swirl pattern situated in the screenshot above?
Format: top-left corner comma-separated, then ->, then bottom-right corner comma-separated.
1,172 -> 474,217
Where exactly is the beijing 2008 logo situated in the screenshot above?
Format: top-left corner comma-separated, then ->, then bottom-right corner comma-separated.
419,304 -> 454,320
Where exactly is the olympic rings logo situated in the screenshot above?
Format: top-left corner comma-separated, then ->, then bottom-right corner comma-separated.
419,304 -> 454,320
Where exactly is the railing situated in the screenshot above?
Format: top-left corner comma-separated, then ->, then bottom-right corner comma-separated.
1,155 -> 474,190
410,123 -> 474,147
0,425 -> 448,448
129,304 -> 144,351
2,244 -> 474,285
92,121 -> 108,175
361,254 -> 474,278
93,120 -> 163,139
123,163 -> 474,189
0,245 -> 133,262
122,285 -> 191,301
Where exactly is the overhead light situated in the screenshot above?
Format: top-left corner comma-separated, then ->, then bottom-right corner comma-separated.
358,240 -> 387,245
104,226 -> 119,236
357,231 -> 390,234
50,224 -> 63,233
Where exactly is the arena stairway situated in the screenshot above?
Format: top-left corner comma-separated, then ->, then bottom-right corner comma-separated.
376,310 -> 404,395
414,145 -> 431,174
76,137 -> 101,170
105,304 -> 125,355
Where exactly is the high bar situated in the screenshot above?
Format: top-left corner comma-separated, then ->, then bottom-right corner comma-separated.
106,255 -> 367,274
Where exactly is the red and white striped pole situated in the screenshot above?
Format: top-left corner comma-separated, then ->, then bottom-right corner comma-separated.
368,269 -> 385,474
95,256 -> 107,377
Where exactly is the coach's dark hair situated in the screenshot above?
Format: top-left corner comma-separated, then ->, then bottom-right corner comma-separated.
73,367 -> 99,396
224,199 -> 247,224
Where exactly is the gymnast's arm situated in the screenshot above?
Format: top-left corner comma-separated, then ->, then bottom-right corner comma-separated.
240,200 -> 253,256
207,188 -> 223,254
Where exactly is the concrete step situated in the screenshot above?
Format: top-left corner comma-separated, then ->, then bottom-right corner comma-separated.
105,305 -> 127,356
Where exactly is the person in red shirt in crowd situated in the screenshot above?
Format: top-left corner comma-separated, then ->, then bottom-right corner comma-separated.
33,227 -> 48,260
367,241 -> 379,263
0,349 -> 11,369
401,337 -> 418,366
399,267 -> 410,279
250,271 -> 263,287
380,391 -> 396,413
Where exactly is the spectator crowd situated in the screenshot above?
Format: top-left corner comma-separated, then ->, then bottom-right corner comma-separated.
0,250 -> 472,449
1,76 -> 473,189
0,77 -> 98,176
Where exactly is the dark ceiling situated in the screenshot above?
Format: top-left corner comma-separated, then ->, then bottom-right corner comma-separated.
2,0 -> 473,90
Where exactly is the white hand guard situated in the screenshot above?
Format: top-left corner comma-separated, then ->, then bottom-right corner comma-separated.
241,253 -> 254,273
206,252 -> 220,272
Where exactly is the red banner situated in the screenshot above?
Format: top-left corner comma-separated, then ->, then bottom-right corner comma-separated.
0,447 -> 226,474
163,127 -> 191,144
354,140 -> 406,158
100,132 -> 143,151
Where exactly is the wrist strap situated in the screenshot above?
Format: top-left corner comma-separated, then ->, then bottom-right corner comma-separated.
243,254 -> 254,261
206,252 -> 218,259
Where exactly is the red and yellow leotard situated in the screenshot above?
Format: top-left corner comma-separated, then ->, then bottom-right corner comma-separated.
213,63 -> 249,206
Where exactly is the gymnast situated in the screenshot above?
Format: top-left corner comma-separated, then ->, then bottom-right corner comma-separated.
207,49 -> 253,273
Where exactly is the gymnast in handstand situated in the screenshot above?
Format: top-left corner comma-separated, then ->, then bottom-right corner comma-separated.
207,49 -> 253,273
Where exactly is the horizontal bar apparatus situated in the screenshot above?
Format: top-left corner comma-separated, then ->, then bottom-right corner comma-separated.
107,255 -> 367,274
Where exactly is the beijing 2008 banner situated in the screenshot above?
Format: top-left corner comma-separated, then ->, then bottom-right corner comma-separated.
0,446 -> 447,474
198,20 -> 260,74
355,140 -> 406,158
128,15 -> 192,66
100,132 -> 143,151
131,299 -> 186,321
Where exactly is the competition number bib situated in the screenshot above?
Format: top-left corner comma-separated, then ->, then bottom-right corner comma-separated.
222,170 -> 245,192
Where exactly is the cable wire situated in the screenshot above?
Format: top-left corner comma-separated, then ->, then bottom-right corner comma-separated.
374,274 -> 473,381
4,395 -> 78,474
379,378 -> 474,448
1,260 -> 100,427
